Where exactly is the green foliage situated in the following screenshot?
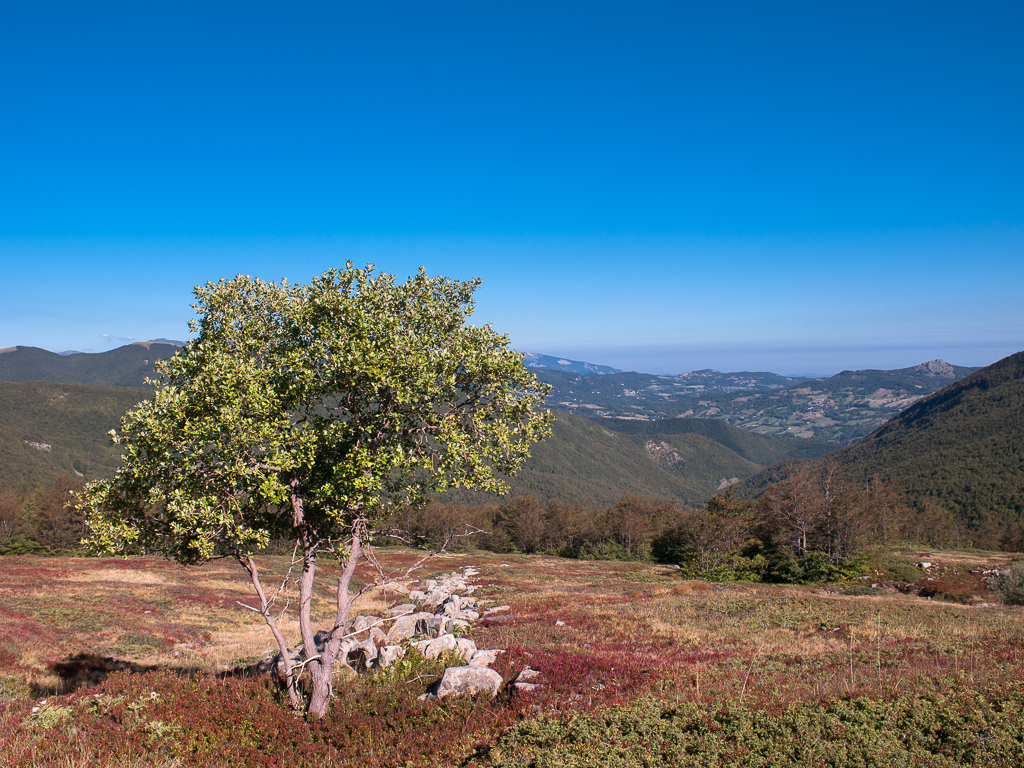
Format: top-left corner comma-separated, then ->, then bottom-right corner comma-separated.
22,703 -> 74,730
993,560 -> 1024,605
78,265 -> 552,717
800,551 -> 869,583
82,265 -> 553,564
652,490 -> 762,580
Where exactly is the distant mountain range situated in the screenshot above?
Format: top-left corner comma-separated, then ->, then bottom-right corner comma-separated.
522,352 -> 622,375
0,376 -> 835,505
0,343 -> 983,446
0,344 -> 836,503
534,359 -> 980,444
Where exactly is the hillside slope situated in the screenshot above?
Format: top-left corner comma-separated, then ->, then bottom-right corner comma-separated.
0,342 -> 181,388
442,412 -> 826,507
738,350 -> 1024,525
0,382 -> 150,491
0,381 -> 837,508
592,417 -> 836,466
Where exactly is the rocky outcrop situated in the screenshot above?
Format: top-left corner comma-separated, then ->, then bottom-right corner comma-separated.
256,564 -> 512,701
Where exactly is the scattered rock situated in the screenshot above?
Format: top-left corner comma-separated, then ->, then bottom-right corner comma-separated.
387,612 -> 434,644
419,665 -> 503,701
455,637 -> 477,660
468,649 -> 504,666
412,633 -> 457,660
513,667 -> 542,693
351,615 -> 382,637
419,615 -> 450,638
257,564 -> 509,708
377,645 -> 405,668
347,638 -> 378,672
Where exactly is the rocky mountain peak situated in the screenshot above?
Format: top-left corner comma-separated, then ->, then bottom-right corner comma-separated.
914,359 -> 955,378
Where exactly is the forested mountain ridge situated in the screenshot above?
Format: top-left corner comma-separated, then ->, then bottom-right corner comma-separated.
737,350 -> 1024,526
0,342 -> 183,388
537,359 -> 980,444
591,416 -> 836,466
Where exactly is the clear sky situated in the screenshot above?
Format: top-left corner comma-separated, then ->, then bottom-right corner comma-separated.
1,1 -> 1021,375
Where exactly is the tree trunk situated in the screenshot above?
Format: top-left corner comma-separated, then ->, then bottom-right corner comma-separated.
307,523 -> 363,719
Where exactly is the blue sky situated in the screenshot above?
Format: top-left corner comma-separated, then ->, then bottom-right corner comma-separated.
1,1 -> 1021,375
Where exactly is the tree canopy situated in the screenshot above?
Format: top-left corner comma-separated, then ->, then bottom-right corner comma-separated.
82,264 -> 553,716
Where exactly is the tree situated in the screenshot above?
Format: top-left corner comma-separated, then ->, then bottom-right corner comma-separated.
755,465 -> 874,582
82,265 -> 553,718
33,474 -> 85,551
0,487 -> 23,546
602,493 -> 678,560
652,491 -> 760,580
497,495 -> 547,553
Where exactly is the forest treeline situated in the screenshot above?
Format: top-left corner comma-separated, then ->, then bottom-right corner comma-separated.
4,465 -> 1022,583
386,464 -> 1023,583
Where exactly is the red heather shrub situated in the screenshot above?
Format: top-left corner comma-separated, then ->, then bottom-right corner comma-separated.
314,684 -> 517,767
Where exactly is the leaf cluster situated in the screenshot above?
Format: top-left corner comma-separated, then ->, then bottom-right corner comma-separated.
81,265 -> 553,564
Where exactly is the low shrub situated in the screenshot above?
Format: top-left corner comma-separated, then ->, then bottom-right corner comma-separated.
483,687 -> 1024,767
993,560 -> 1024,605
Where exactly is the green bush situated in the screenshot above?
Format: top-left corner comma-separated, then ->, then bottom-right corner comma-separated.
993,560 -> 1024,605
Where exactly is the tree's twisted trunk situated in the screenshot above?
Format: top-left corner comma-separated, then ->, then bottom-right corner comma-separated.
308,520 -> 363,719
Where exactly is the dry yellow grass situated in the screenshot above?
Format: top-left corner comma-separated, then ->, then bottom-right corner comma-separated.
64,569 -> 175,586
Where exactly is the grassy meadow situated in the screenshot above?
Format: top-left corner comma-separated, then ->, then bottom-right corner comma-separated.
2,548 -> 1024,766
